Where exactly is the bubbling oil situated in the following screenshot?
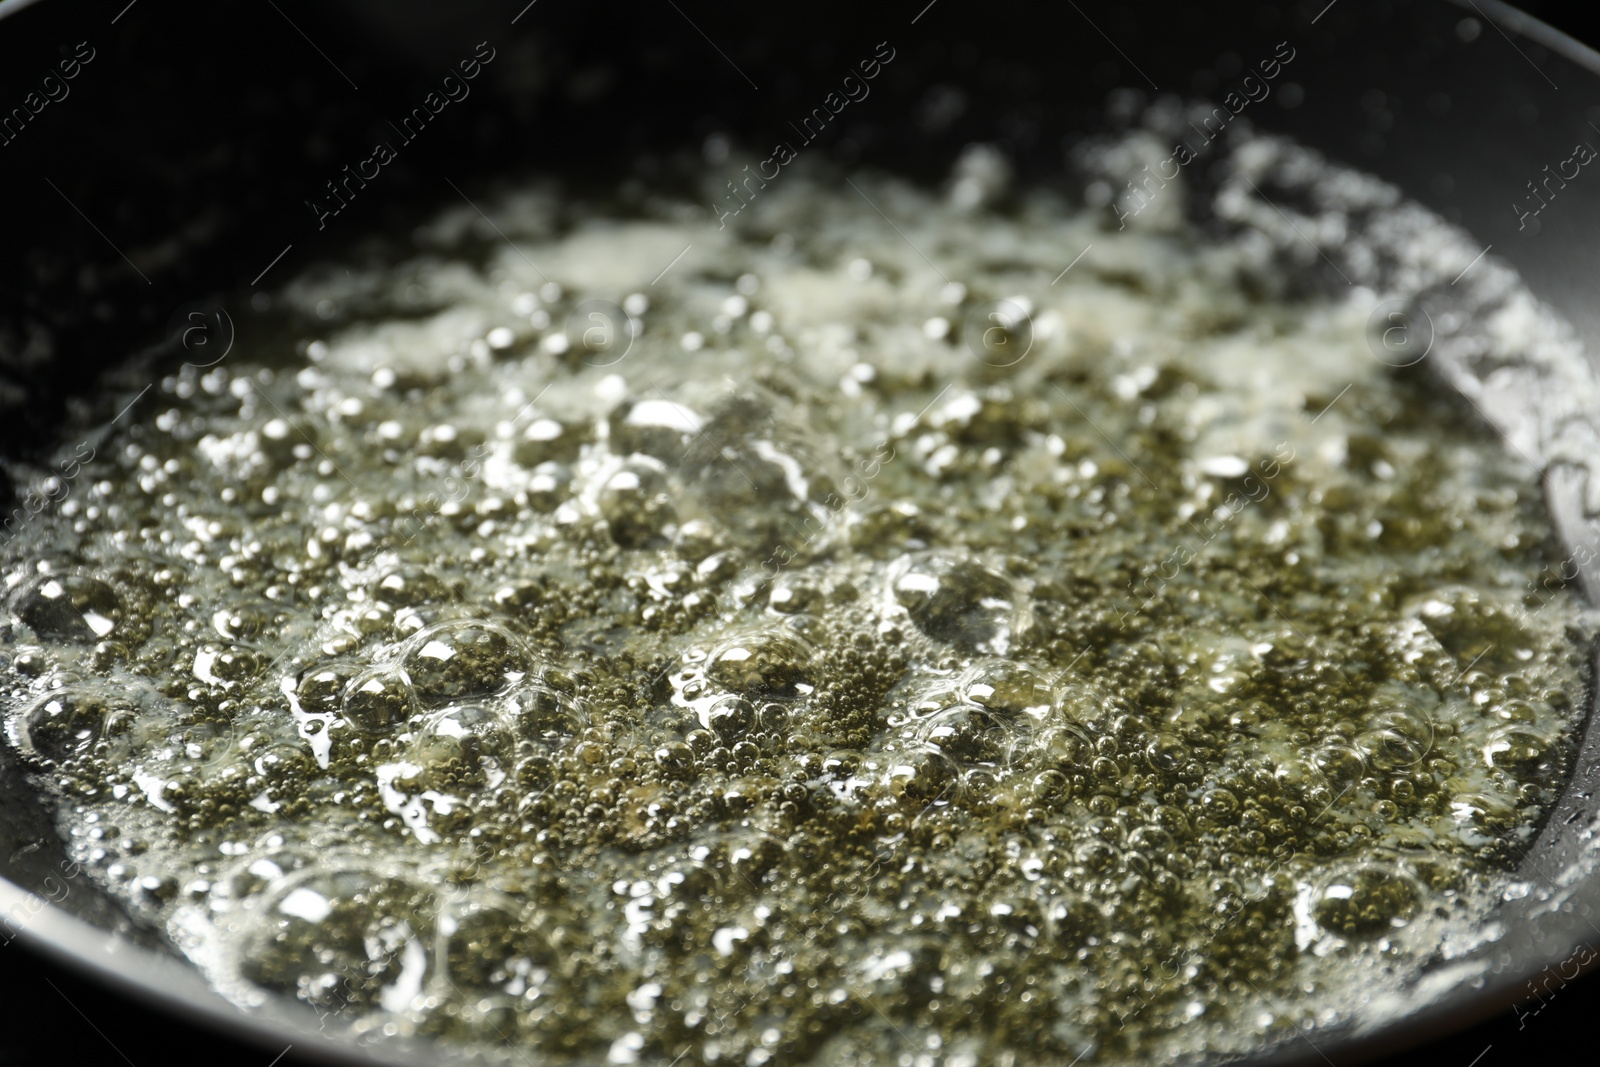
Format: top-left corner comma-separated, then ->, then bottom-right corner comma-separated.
1,156 -> 1592,1066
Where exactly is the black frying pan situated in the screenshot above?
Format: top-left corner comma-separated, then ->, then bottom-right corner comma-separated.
3,1 -> 1600,1064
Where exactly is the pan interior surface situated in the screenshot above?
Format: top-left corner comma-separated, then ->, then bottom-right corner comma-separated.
4,108 -> 1599,1067
4,3 -> 1600,1066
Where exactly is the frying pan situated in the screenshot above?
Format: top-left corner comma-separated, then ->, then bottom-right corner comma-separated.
2,0 -> 1599,1063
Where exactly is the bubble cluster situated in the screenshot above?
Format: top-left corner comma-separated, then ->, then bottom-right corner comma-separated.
0,159 -> 1590,1067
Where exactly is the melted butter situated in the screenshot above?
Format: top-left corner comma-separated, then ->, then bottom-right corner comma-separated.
0,155 -> 1592,1066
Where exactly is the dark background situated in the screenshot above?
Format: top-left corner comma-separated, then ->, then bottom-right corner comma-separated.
3,0 -> 1600,1065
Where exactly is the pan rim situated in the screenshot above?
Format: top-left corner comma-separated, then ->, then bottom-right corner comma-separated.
2,1 -> 1599,1064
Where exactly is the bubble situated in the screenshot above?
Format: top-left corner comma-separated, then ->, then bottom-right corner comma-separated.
677,392 -> 831,554
418,422 -> 475,460
1044,891 -> 1103,946
706,630 -> 813,698
671,519 -> 721,563
1356,703 -> 1434,769
881,744 -> 957,803
6,687 -> 121,763
705,695 -> 758,739
986,892 -> 1046,941
438,898 -> 547,1007
192,644 -> 264,688
654,741 -> 694,775
212,847 -> 314,913
413,704 -> 514,790
757,702 -> 790,733
525,462 -> 573,513
849,502 -> 936,558
251,741 -> 317,784
1144,733 -> 1186,772
512,417 -> 589,467
768,580 -> 820,615
211,600 -> 279,643
1448,790 -> 1519,843
1026,768 -> 1066,804
890,551 -> 1020,654
182,712 -> 246,770
505,683 -> 584,744
1127,824 -> 1173,854
1481,723 -> 1556,772
658,856 -> 722,900
1201,788 -> 1240,819
342,669 -> 417,734
14,574 -> 124,642
821,749 -> 861,779
1051,683 -> 1124,728
1311,862 -> 1422,937
739,843 -> 790,894
402,620 -> 532,706
371,566 -> 454,607
297,662 -> 362,714
239,868 -> 438,1015
1271,756 -> 1320,795
609,399 -> 704,462
598,462 -> 677,549
1311,743 -> 1367,793
1151,804 -> 1190,836
919,707 -> 1011,767
255,416 -> 316,465
1033,722 -> 1095,772
960,660 -> 1054,719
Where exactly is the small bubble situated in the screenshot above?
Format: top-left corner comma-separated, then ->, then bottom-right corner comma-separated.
1312,862 -> 1423,938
